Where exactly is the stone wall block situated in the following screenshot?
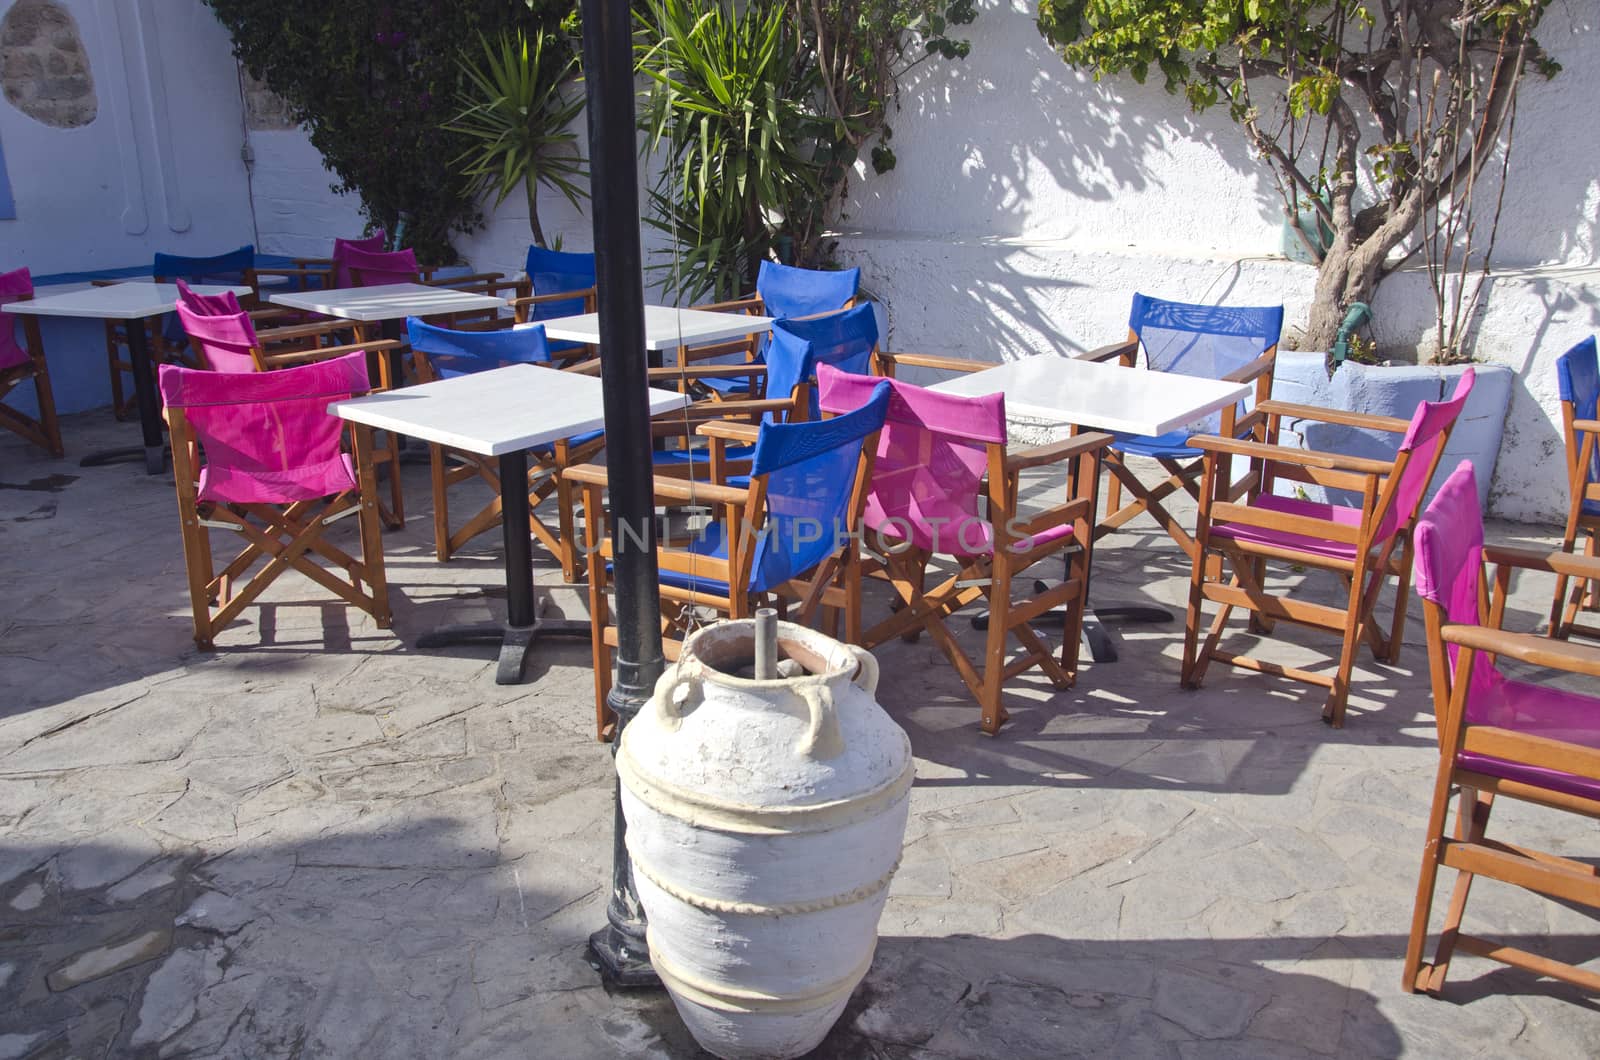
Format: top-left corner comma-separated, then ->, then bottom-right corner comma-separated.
0,0 -> 96,129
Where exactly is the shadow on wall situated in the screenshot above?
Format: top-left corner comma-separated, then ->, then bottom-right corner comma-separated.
844,1 -> 1276,239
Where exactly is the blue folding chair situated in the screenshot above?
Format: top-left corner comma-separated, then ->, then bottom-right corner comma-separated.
407,317 -> 605,579
1090,292 -> 1283,562
654,302 -> 879,477
570,380 -> 891,739
694,260 -> 861,400
516,247 -> 596,360
1552,337 -> 1600,640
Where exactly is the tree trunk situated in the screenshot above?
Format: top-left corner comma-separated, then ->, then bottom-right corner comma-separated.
526,176 -> 547,249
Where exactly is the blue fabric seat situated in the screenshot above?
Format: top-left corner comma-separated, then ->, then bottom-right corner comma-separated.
1551,337 -> 1600,640
656,302 -> 879,474
1099,292 -> 1283,557
405,317 -> 603,578
524,247 -> 595,358
656,383 -> 891,597
698,260 -> 861,398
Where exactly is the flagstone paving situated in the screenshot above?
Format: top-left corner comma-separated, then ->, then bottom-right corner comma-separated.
2,412 -> 1598,1058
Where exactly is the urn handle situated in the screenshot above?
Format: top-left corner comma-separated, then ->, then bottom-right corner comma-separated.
847,644 -> 879,696
651,667 -> 701,730
796,685 -> 845,760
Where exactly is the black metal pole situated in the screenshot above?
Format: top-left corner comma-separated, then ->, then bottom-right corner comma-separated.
580,0 -> 664,989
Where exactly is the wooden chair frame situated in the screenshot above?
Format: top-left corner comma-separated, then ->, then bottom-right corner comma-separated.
410,340 -> 611,581
568,415 -> 882,741
1181,399 -> 1458,727
166,408 -> 391,650
1551,400 -> 1600,641
1404,544 -> 1600,996
1,300 -> 65,458
851,351 -> 1112,735
1084,334 -> 1277,561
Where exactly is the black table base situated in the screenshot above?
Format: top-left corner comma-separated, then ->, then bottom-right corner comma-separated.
413,449 -> 588,683
81,316 -> 167,475
417,612 -> 591,684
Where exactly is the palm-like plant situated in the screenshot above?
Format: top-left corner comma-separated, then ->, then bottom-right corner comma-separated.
447,28 -> 588,249
636,0 -> 823,302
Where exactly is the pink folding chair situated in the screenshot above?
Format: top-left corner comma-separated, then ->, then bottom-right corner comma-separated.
818,364 -> 1112,735
0,267 -> 63,457
159,352 -> 390,649
1183,370 -> 1475,727
329,231 -> 388,289
341,246 -> 420,288
174,285 -> 409,525
1403,460 -> 1600,997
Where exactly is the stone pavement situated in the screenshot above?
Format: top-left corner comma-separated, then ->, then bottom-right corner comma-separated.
2,411 -> 1598,1059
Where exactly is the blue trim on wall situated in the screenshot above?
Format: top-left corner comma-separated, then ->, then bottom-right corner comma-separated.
0,134 -> 13,219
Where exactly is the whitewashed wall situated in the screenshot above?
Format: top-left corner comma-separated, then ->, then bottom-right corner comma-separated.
0,0 -> 255,276
826,1 -> 1599,523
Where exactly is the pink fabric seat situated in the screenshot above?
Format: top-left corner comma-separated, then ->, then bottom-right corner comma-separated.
338,245 -> 418,289
330,231 -> 387,288
1416,461 -> 1600,802
1404,459 -> 1600,998
177,283 -> 259,373
1211,494 -> 1365,561
0,267 -> 33,372
818,363 -> 1108,735
158,353 -> 367,504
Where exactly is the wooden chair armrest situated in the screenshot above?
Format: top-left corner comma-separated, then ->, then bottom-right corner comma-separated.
421,271 -> 505,287
257,338 -> 403,368
252,267 -> 332,279
1187,433 -> 1396,475
650,364 -> 768,381
292,256 -> 333,267
1483,544 -> 1600,582
875,351 -> 988,375
246,307 -> 294,323
1575,418 -> 1600,435
1257,399 -> 1413,434
1078,338 -> 1139,363
1222,351 -> 1276,384
1441,624 -> 1600,678
691,295 -> 763,314
1005,431 -> 1115,471
696,420 -> 762,444
562,358 -> 603,376
256,322 -> 359,345
509,288 -> 596,311
671,397 -> 792,419
564,463 -> 750,506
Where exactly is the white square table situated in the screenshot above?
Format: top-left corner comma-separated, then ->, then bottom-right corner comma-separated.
10,282 -> 254,474
329,364 -> 687,683
930,355 -> 1252,663
269,282 -> 508,325
270,282 -> 509,381
928,354 -> 1252,437
537,304 -> 774,364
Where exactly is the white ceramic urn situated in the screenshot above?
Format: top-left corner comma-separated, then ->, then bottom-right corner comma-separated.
617,619 -> 914,1060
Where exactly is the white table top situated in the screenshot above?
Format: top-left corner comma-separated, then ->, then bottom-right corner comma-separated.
9,282 -> 254,320
269,283 -> 506,322
536,304 -> 774,350
329,364 -> 687,456
929,356 -> 1253,437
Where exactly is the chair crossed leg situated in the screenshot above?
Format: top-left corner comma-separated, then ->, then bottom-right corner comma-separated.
1182,538 -> 1408,727
429,436 -> 601,582
862,546 -> 1084,735
181,493 -> 390,649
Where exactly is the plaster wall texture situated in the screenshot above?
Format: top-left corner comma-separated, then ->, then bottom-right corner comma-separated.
823,2 -> 1598,523
1,0 -> 257,415
0,0 -> 254,276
